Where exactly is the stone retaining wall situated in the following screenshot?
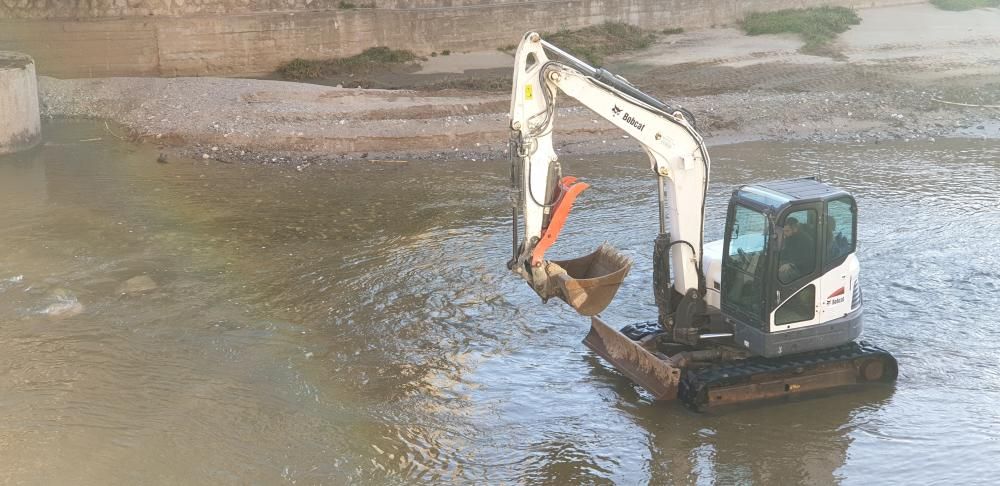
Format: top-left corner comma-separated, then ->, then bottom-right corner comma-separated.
0,0 -> 348,20
0,0 -> 924,78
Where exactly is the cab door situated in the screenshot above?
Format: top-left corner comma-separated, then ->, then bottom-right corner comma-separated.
768,203 -> 823,332
720,202 -> 770,331
817,196 -> 858,322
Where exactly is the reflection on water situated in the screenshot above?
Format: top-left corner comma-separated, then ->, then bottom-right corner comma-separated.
0,120 -> 998,484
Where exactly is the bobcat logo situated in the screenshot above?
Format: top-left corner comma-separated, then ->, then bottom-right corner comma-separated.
612,105 -> 646,131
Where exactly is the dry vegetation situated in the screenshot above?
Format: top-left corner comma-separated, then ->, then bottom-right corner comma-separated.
542,22 -> 658,65
276,47 -> 419,81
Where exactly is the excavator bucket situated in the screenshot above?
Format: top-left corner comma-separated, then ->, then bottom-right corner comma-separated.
584,316 -> 681,400
544,243 -> 632,316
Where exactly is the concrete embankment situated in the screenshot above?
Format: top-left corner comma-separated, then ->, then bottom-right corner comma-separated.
0,52 -> 41,156
0,0 -> 922,78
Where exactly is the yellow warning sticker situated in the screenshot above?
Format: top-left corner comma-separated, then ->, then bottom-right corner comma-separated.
525,84 -> 533,100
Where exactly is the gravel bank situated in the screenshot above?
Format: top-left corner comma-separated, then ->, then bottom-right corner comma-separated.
37,4 -> 1000,164
39,75 -> 1000,165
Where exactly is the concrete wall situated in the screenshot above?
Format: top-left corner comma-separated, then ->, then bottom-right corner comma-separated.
2,0 -> 561,19
0,52 -> 41,155
0,0 -> 924,78
0,1 -> 350,19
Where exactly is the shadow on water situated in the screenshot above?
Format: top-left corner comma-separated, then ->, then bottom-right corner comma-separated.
625,387 -> 895,484
0,120 -> 997,484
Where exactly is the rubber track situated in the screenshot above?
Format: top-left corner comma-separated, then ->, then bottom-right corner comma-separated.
678,341 -> 898,409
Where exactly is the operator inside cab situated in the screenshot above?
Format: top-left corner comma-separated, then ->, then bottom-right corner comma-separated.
827,215 -> 851,261
778,217 -> 815,283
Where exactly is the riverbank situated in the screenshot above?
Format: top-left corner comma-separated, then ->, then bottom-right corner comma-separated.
38,3 -> 1000,165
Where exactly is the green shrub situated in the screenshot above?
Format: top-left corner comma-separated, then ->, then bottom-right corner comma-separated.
930,0 -> 1000,10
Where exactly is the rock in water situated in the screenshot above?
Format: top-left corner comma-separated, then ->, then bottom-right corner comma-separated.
43,299 -> 84,318
120,275 -> 158,295
41,290 -> 84,318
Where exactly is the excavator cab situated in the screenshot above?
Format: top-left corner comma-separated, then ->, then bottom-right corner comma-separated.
720,178 -> 863,357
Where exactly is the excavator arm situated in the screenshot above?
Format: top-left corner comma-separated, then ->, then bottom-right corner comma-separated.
508,32 -> 711,319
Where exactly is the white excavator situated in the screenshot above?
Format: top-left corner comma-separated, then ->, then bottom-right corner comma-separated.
506,32 -> 897,410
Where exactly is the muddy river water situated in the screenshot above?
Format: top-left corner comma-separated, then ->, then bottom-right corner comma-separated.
0,121 -> 998,484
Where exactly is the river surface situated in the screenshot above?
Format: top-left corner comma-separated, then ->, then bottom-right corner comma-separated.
0,121 -> 998,484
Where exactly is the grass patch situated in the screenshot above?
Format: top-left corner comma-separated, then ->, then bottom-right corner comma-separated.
741,6 -> 860,57
338,1 -> 374,8
930,0 -> 1000,10
662,27 -> 684,35
276,47 -> 419,80
544,22 -> 657,65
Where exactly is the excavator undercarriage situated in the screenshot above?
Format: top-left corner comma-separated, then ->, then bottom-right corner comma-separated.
586,316 -> 898,410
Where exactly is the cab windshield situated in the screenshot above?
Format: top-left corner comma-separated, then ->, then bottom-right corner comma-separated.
722,204 -> 769,323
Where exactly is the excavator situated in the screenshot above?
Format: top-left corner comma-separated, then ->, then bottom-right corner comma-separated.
506,32 -> 897,411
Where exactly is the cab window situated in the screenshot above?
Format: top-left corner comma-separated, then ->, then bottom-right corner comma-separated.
825,197 -> 856,266
728,204 -> 768,274
774,285 -> 816,325
777,209 -> 818,284
722,204 -> 768,322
